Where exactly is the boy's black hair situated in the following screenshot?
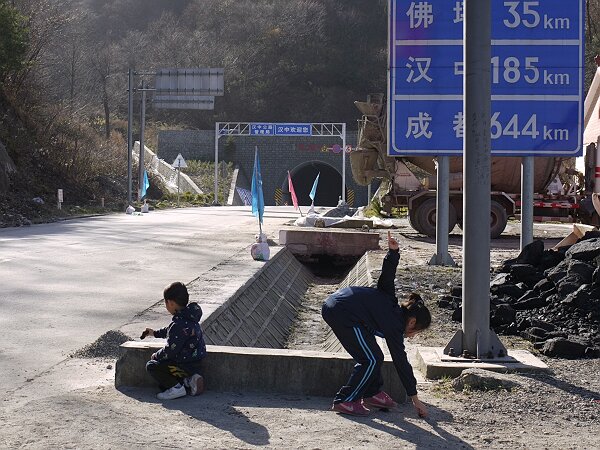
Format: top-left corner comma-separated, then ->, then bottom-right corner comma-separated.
164,281 -> 189,307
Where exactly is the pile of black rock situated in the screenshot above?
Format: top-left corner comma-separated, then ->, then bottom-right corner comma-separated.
437,233 -> 600,359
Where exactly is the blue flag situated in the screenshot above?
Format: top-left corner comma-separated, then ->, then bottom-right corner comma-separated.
141,169 -> 150,199
251,147 -> 265,224
309,172 -> 320,203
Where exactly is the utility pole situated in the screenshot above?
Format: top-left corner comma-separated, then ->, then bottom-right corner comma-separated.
127,69 -> 134,204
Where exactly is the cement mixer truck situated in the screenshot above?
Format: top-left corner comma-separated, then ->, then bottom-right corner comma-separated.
350,95 -> 593,238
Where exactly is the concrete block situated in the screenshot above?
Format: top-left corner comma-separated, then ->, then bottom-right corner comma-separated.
279,228 -> 380,259
415,347 -> 549,379
116,342 -> 407,402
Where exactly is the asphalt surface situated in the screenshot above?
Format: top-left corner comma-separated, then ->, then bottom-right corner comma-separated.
0,206 -> 307,396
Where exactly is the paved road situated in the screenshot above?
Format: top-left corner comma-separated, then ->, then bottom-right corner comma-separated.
0,206 -> 305,394
0,208 -> 573,395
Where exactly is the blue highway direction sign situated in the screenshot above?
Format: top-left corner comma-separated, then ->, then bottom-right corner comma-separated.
389,0 -> 584,157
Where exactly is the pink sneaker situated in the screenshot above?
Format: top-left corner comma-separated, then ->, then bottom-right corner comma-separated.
332,401 -> 370,416
362,391 -> 398,410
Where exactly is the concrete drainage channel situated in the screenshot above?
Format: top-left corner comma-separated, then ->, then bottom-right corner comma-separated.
115,231 -> 408,401
201,248 -> 312,348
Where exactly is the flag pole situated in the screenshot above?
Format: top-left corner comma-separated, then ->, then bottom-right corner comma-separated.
256,150 -> 262,237
253,146 -> 264,238
308,172 -> 320,214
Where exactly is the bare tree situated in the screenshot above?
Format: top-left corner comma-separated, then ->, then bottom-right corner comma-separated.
90,44 -> 116,139
11,0 -> 75,93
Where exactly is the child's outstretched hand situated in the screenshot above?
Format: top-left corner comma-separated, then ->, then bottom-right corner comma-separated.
411,395 -> 428,418
388,231 -> 399,251
140,328 -> 154,340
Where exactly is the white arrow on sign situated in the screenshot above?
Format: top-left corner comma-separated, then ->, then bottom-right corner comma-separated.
172,153 -> 188,169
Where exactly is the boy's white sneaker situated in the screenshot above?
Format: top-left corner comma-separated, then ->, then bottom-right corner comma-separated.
157,384 -> 186,400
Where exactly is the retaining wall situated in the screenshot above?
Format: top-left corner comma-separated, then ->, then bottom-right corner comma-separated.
201,247 -> 313,348
114,246 -> 408,402
115,342 -> 407,401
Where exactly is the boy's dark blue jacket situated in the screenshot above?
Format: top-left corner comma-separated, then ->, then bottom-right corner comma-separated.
153,302 -> 207,363
324,249 -> 418,396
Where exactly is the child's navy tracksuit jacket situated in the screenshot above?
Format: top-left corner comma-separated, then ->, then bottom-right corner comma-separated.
321,248 -> 417,402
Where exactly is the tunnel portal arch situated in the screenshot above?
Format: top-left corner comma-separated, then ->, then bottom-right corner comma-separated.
281,161 -> 346,207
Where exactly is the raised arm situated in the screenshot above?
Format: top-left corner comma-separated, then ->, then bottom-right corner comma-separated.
377,231 -> 400,296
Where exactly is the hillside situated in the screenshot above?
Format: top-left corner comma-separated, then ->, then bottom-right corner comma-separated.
3,0 -> 600,227
0,89 -> 128,227
0,0 -> 388,226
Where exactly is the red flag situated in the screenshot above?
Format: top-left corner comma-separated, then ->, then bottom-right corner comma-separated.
288,171 -> 299,210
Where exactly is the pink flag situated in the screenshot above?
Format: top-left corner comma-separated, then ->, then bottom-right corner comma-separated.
288,171 -> 299,210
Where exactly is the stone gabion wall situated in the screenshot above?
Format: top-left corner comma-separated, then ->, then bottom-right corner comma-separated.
158,129 -> 371,206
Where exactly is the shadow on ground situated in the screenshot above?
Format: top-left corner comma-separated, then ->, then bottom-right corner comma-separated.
119,386 -> 473,449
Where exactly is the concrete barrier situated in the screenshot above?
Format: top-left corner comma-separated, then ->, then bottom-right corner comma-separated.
133,142 -> 203,195
279,228 -> 380,263
115,341 -> 407,402
201,247 -> 312,348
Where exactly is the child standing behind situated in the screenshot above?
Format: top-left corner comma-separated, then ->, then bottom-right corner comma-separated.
141,281 -> 207,400
321,232 -> 430,417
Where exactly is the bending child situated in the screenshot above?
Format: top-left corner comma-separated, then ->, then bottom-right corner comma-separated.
321,231 -> 431,417
141,281 -> 207,400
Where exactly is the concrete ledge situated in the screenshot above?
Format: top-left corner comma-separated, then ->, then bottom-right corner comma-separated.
279,228 -> 380,260
116,342 -> 407,402
415,347 -> 550,379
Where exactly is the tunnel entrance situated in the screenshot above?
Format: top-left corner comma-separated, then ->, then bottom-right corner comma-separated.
283,161 -> 345,207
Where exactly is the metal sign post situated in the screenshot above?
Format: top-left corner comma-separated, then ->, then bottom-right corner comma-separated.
342,122 -> 347,204
460,0 -> 499,358
214,122 -> 348,206
521,156 -> 534,249
429,156 -> 456,266
137,83 -> 146,202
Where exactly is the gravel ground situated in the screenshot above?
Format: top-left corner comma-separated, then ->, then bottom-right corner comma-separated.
284,220 -> 600,449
